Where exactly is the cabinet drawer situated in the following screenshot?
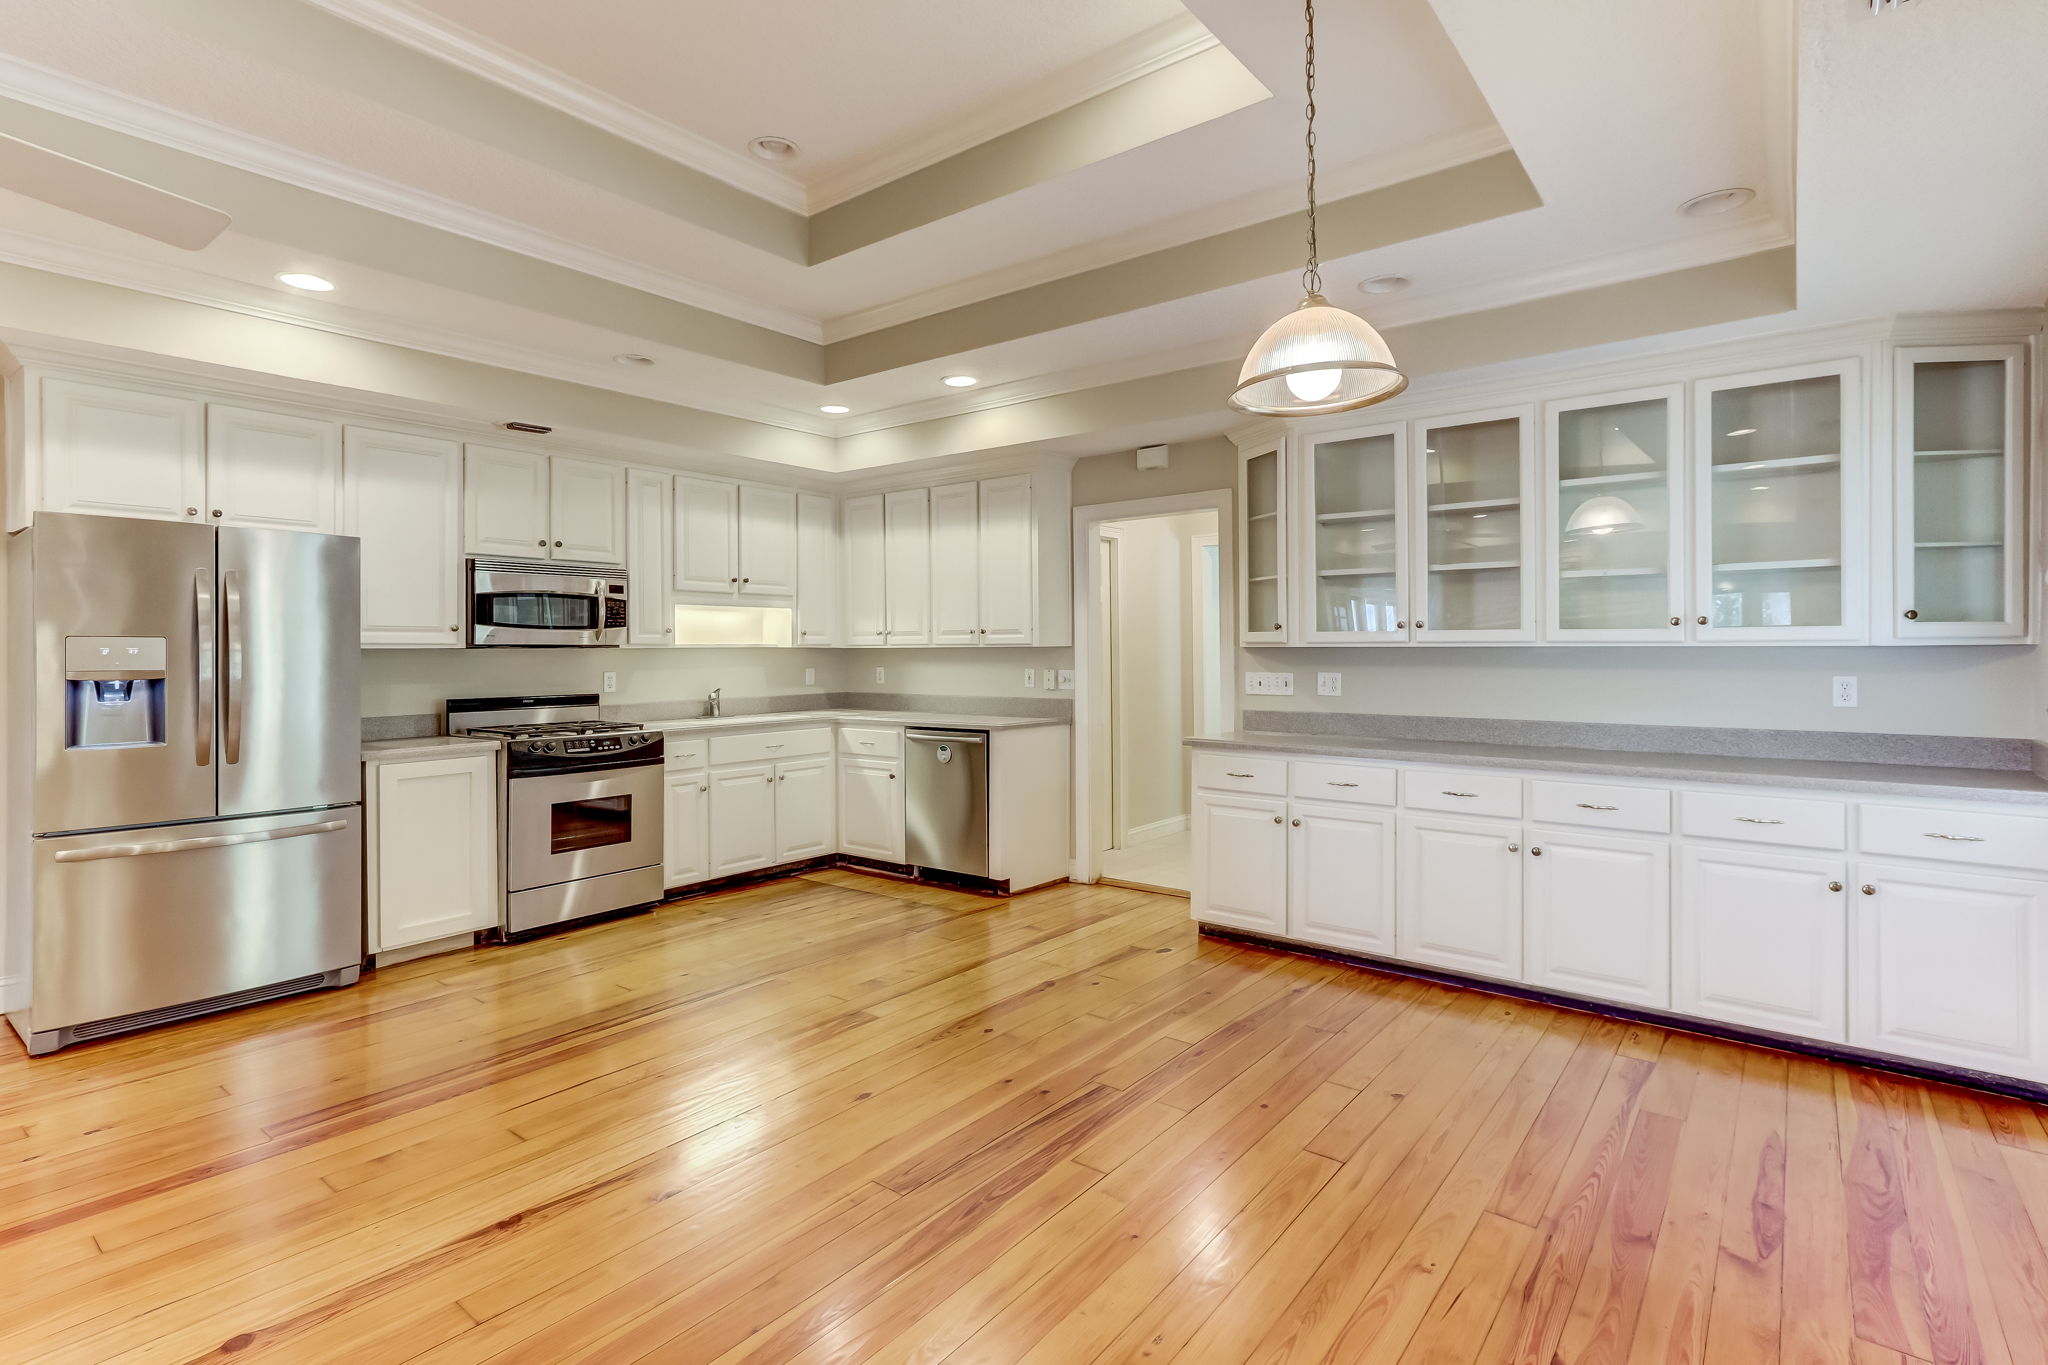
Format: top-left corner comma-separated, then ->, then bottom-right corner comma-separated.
1403,768 -> 1523,820
1859,803 -> 2048,874
708,727 -> 833,766
1681,789 -> 1846,850
838,726 -> 903,760
1289,761 -> 1396,806
662,736 -> 707,770
1529,779 -> 1671,835
1194,752 -> 1288,796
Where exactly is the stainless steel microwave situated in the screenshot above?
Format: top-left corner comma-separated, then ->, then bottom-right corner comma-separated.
468,558 -> 628,647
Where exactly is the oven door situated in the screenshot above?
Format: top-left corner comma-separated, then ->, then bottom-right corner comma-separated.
470,563 -> 627,647
506,763 -> 662,892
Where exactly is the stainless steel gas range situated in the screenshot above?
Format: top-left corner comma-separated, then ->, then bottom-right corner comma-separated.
446,694 -> 665,935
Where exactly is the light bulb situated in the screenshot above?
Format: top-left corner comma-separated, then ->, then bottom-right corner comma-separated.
1283,369 -> 1342,403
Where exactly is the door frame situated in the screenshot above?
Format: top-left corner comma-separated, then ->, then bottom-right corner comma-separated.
1071,489 -> 1236,883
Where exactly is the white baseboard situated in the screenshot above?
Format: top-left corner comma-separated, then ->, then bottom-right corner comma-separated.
1123,815 -> 1188,847
0,974 -> 25,1015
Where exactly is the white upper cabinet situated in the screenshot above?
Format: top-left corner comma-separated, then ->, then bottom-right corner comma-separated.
843,493 -> 887,646
203,405 -> 342,533
977,474 -> 1036,645
1542,386 -> 1684,642
1239,441 -> 1288,643
465,446 -> 550,557
1297,422 -> 1407,644
674,476 -> 739,593
884,487 -> 931,645
38,378 -> 205,523
344,427 -> 464,647
796,493 -> 840,646
625,467 -> 673,646
737,484 -> 797,597
1890,344 -> 2027,641
1692,360 -> 1865,642
1413,406 -> 1537,643
930,481 -> 981,644
548,456 -> 626,563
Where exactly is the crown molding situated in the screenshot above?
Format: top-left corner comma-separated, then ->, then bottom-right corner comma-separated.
297,0 -> 812,214
0,51 -> 827,343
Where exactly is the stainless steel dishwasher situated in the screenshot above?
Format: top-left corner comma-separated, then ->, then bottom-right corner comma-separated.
904,728 -> 990,878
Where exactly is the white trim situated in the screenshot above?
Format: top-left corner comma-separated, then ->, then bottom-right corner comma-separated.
1124,815 -> 1190,846
1070,489 -> 1236,885
0,975 -> 24,1015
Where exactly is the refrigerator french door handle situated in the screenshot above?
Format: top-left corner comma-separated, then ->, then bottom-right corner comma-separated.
193,570 -> 214,767
223,570 -> 244,766
50,818 -> 350,863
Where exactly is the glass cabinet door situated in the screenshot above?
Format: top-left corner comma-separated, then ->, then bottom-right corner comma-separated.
1413,407 -> 1535,641
1693,361 -> 1863,640
1300,424 -> 1406,642
1545,387 -> 1683,640
1893,345 -> 2025,640
1239,441 -> 1287,642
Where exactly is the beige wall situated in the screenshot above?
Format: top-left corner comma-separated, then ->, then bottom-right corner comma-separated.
1071,436 -> 1237,507
1103,510 -> 1215,838
835,647 -> 1073,698
360,646 -> 839,718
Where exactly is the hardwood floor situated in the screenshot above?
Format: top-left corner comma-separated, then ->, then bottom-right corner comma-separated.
4,870 -> 2047,1364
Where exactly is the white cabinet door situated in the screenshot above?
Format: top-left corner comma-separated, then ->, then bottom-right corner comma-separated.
1397,814 -> 1523,979
930,481 -> 981,644
774,757 -> 835,861
464,445 -> 549,557
796,493 -> 839,646
40,378 -> 205,522
549,455 -> 626,564
675,476 -> 740,594
978,473 -> 1036,644
204,405 -> 341,532
1525,830 -> 1671,1008
708,764 -> 776,875
738,484 -> 798,597
1411,405 -> 1538,643
663,769 -> 710,888
625,468 -> 673,646
843,494 -> 887,646
1852,861 -> 2048,1079
838,756 -> 904,862
884,488 -> 931,644
1239,442 -> 1288,643
1676,846 -> 1847,1041
371,755 -> 499,952
1288,801 -> 1395,955
344,427 -> 464,647
1193,793 -> 1288,934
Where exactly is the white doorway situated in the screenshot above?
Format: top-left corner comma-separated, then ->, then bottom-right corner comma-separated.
1073,491 -> 1233,894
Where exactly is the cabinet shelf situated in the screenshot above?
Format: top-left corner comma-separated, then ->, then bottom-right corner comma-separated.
1319,567 -> 1396,578
1913,448 -> 2003,462
1247,511 -> 1279,522
1556,470 -> 1664,488
1711,558 -> 1841,573
1559,566 -> 1664,579
1914,540 -> 2003,550
1246,574 -> 1279,583
1710,455 -> 1840,476
1429,497 -> 1521,514
1315,508 -> 1396,523
1429,560 -> 1520,573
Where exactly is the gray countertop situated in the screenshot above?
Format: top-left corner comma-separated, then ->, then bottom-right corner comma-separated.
643,709 -> 1068,734
1187,730 -> 2048,807
362,735 -> 502,761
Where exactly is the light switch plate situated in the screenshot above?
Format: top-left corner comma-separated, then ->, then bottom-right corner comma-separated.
874,666 -> 886,684
601,670 -> 617,694
1023,668 -> 1036,688
1317,672 -> 1341,697
1056,669 -> 1075,691
803,667 -> 815,686
1042,667 -> 1058,690
1241,671 -> 1296,695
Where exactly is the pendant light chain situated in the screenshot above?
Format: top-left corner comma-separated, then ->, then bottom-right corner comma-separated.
1301,0 -> 1321,297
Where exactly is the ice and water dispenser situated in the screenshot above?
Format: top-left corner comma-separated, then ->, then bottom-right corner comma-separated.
63,636 -> 168,750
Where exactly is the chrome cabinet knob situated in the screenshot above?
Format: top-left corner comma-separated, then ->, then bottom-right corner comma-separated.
1904,609 -> 1919,620
538,540 -> 546,547
449,625 -> 459,632
1395,619 -> 1406,629
1696,616 -> 1708,626
185,506 -> 198,516
1530,846 -> 1543,856
1415,620 -> 1426,628
1507,843 -> 1520,853
1828,881 -> 1843,892
1290,818 -> 1301,827
211,509 -> 223,518
1861,884 -> 1877,895
1669,617 -> 1681,626
1273,815 -> 1283,824
554,540 -> 563,547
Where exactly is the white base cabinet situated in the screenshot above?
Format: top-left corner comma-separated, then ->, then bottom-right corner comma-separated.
773,757 -> 836,861
1192,793 -> 1289,934
664,770 -> 710,887
1287,803 -> 1396,954
839,756 -> 905,863
1675,846 -> 1848,1041
1397,814 -> 1523,980
365,753 -> 499,955
709,765 -> 777,877
1524,830 -> 1670,1008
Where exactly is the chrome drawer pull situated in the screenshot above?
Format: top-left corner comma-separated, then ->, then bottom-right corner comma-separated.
1442,790 -> 1478,798
1575,803 -> 1619,811
1734,817 -> 1785,825
1327,781 -> 1359,788
1225,771 -> 1255,779
1924,832 -> 1986,842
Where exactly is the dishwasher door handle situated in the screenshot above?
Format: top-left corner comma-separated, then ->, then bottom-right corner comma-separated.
905,730 -> 987,744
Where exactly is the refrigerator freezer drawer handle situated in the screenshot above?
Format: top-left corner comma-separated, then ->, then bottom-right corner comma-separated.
223,570 -> 245,766
193,570 -> 214,767
52,818 -> 350,863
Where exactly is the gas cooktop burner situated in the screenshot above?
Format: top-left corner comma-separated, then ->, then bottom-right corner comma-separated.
467,719 -> 644,739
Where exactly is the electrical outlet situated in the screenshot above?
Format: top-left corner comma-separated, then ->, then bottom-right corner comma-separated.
803,667 -> 815,686
1056,669 -> 1075,691
601,670 -> 617,694
1317,672 -> 1341,697
874,666 -> 886,684
1042,668 -> 1058,690
1833,675 -> 1858,707
1023,668 -> 1036,688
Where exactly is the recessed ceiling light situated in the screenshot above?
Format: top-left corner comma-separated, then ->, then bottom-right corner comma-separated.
276,272 -> 334,292
819,404 -> 851,414
747,135 -> 800,161
1679,187 -> 1756,218
613,353 -> 654,367
1358,274 -> 1411,295
941,375 -> 978,388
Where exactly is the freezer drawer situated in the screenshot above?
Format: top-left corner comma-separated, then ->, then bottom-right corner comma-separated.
19,807 -> 363,1047
904,729 -> 989,878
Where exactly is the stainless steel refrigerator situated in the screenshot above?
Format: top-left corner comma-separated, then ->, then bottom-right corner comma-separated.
7,512 -> 364,1055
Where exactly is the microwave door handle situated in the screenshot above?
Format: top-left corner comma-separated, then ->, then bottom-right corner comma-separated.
222,570 -> 244,766
193,570 -> 213,767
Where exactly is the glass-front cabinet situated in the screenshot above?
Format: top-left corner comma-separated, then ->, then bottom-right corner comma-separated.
1544,385 -> 1685,641
1892,344 -> 2026,641
1692,360 -> 1865,641
1413,406 -> 1536,642
1238,440 -> 1287,643
1297,423 -> 1407,642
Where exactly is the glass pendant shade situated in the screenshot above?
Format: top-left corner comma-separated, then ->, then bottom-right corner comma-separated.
1565,494 -> 1644,537
1230,294 -> 1408,417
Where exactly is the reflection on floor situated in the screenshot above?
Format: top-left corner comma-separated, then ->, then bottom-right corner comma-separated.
1099,828 -> 1190,895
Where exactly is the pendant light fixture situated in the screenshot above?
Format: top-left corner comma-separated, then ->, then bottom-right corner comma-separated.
1230,0 -> 1407,417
